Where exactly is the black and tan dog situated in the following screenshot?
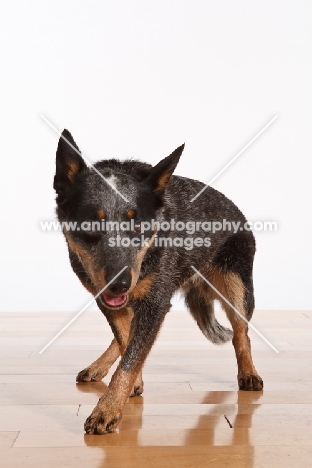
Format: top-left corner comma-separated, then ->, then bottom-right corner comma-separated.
54,130 -> 263,435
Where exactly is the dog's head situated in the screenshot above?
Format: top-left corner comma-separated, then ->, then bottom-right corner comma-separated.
54,130 -> 184,309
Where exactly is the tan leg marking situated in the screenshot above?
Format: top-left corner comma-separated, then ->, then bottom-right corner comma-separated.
76,338 -> 120,382
206,268 -> 263,391
77,308 -> 144,393
110,307 -> 144,397
86,288 -> 172,433
84,366 -> 139,434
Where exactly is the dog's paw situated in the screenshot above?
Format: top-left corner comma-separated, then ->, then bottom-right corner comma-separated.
129,382 -> 144,397
84,408 -> 122,434
76,366 -> 106,382
238,374 -> 263,391
129,374 -> 144,397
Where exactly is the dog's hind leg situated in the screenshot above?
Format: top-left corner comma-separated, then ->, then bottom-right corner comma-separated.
76,338 -> 120,382
207,267 -> 263,391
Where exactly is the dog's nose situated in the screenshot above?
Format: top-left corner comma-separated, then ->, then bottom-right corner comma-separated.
106,271 -> 131,295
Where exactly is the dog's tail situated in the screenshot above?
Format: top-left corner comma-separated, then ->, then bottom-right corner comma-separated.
194,311 -> 233,344
186,293 -> 233,344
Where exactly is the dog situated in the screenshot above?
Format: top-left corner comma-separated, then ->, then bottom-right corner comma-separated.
53,130 -> 263,435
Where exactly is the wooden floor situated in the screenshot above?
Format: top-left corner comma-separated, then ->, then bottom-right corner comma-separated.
0,308 -> 311,467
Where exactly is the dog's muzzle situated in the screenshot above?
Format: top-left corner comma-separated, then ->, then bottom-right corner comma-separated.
100,270 -> 131,309
101,293 -> 128,308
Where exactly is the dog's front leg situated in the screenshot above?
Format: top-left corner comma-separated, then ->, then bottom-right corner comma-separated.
104,306 -> 144,397
76,338 -> 120,382
76,307 -> 134,383
84,298 -> 170,434
76,307 -> 143,390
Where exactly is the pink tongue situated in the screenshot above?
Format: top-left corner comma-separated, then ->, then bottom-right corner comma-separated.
103,294 -> 127,306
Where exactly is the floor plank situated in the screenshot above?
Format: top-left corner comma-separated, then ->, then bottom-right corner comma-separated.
1,310 -> 311,467
1,446 -> 312,468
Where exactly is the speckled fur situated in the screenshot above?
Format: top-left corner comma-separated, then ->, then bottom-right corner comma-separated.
54,130 -> 263,435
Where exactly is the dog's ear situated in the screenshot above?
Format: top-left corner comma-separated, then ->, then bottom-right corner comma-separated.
147,143 -> 185,195
53,130 -> 87,203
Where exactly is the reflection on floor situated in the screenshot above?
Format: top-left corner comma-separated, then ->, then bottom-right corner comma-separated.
1,309 -> 311,467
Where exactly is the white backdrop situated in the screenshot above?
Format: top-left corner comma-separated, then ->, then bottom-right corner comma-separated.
0,1 -> 311,312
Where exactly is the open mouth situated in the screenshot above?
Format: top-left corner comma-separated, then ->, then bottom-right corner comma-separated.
101,293 -> 128,308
